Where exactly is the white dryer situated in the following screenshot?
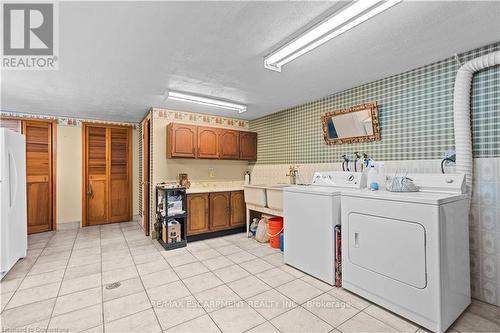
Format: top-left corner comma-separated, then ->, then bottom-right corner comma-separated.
341,173 -> 470,333
283,171 -> 365,285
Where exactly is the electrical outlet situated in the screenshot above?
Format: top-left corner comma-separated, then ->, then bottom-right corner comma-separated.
208,167 -> 215,178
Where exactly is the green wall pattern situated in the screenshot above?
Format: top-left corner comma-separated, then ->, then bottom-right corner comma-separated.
249,42 -> 500,164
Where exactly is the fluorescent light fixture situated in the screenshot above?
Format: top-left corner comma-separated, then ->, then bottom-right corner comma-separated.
167,91 -> 247,113
264,0 -> 402,72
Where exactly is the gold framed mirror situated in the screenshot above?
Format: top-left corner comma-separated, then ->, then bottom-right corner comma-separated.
321,102 -> 381,145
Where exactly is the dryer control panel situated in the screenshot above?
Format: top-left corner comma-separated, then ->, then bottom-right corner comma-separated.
311,172 -> 366,188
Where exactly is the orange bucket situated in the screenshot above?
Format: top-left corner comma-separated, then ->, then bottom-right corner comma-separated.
267,217 -> 284,249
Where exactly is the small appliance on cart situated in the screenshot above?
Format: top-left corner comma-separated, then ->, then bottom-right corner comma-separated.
155,184 -> 187,250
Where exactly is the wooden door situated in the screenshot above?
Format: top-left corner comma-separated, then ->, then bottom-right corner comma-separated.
219,130 -> 240,159
109,127 -> 131,222
23,121 -> 54,234
167,123 -> 197,158
230,191 -> 246,227
239,132 -> 257,161
85,126 -> 108,226
142,118 -> 150,235
187,193 -> 209,235
209,192 -> 230,231
197,127 -> 219,159
83,124 -> 132,226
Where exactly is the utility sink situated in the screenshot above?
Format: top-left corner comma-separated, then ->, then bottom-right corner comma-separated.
244,184 -> 292,211
243,184 -> 268,207
266,185 -> 288,211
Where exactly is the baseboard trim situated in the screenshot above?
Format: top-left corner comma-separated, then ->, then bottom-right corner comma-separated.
57,221 -> 80,230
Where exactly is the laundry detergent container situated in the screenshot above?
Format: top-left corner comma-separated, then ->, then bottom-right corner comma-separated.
267,217 -> 284,249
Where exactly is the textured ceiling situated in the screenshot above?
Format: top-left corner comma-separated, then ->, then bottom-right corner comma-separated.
2,1 -> 499,122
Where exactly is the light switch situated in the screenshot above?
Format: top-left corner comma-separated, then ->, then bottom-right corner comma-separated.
208,167 -> 215,178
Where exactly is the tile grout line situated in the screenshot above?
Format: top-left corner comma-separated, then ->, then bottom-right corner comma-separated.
2,232 -> 57,309
157,239 -> 226,332
99,225 -> 106,333
120,222 -> 175,332
44,229 -> 79,332
202,236 -> 350,331
195,237 -> 296,332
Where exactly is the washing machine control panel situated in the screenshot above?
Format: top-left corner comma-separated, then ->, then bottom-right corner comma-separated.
311,172 -> 366,188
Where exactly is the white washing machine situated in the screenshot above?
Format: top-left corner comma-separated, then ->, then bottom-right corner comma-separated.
341,173 -> 470,333
283,171 -> 365,285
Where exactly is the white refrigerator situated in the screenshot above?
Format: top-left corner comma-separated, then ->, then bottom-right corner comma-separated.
0,128 -> 27,279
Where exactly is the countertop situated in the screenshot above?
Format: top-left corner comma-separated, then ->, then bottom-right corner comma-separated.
185,181 -> 245,194
186,186 -> 244,194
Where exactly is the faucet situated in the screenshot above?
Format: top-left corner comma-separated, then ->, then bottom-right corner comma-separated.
353,152 -> 362,172
286,165 -> 299,184
341,155 -> 350,171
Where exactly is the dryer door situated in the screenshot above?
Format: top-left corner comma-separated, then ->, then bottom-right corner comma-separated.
348,213 -> 427,289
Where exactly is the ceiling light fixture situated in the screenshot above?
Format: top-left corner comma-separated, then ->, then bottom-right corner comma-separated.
264,0 -> 402,72
167,91 -> 247,113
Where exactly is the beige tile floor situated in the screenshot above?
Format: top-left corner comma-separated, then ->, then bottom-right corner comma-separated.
1,221 -> 499,333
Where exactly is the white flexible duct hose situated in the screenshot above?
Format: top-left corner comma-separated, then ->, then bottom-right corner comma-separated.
453,51 -> 500,193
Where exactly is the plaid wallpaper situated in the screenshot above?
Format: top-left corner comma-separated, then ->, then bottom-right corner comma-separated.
250,42 -> 500,164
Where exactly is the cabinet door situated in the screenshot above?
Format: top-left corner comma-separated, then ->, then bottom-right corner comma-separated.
230,191 -> 246,227
187,193 -> 210,235
239,131 -> 257,161
197,127 -> 219,159
167,123 -> 197,158
210,192 -> 230,231
219,130 -> 240,159
24,121 -> 53,234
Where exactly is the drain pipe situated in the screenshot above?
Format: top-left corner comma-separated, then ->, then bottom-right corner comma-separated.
453,51 -> 500,193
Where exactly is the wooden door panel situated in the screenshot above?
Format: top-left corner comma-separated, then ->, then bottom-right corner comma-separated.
110,178 -> 128,222
197,127 -> 219,159
230,191 -> 246,227
187,194 -> 209,235
88,127 -> 106,176
167,123 -> 197,158
110,128 -> 130,222
27,182 -> 50,233
86,126 -> 107,226
239,132 -> 257,161
210,192 -> 230,231
219,130 -> 240,159
24,121 -> 52,234
88,176 -> 107,225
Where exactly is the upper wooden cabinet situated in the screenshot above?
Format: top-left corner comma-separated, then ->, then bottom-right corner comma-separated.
219,130 -> 240,159
166,123 -> 197,158
239,131 -> 257,161
197,127 -> 219,159
166,123 -> 257,161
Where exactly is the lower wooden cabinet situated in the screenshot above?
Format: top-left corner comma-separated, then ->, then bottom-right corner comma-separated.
187,190 -> 246,236
230,191 -> 246,227
210,192 -> 231,231
187,193 -> 210,235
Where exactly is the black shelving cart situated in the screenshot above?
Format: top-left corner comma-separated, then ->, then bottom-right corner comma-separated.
155,185 -> 187,250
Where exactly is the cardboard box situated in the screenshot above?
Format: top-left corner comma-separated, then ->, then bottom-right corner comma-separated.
162,219 -> 181,243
